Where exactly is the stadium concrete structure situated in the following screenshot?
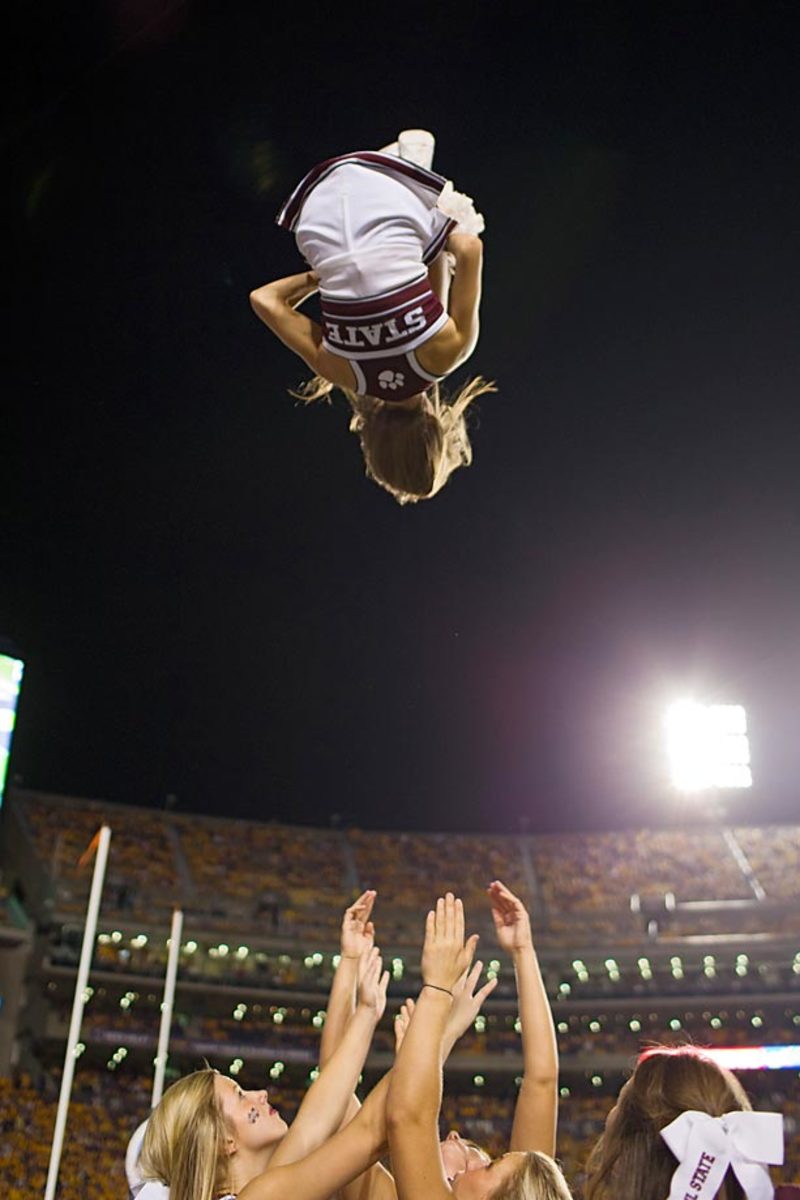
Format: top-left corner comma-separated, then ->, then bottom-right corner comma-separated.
3,787 -> 800,1196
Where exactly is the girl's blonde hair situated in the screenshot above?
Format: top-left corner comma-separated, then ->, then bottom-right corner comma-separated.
491,1151 -> 572,1200
139,1068 -> 231,1200
291,375 -> 497,504
584,1046 -> 751,1200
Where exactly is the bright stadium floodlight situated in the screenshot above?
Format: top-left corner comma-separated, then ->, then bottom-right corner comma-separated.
665,700 -> 752,792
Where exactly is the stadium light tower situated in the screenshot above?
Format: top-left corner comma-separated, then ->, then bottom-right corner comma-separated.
665,700 -> 752,792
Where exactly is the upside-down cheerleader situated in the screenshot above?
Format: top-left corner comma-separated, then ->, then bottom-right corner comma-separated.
250,130 -> 495,504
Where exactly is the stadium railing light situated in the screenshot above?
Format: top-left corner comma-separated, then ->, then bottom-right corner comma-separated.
705,1045 -> 800,1071
665,701 -> 752,792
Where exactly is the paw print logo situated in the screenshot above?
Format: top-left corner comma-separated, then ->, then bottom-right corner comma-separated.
377,369 -> 405,391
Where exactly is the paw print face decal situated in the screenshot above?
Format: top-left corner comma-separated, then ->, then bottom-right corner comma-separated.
377,369 -> 405,391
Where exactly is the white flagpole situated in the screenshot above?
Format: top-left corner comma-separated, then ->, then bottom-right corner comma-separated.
44,824 -> 111,1200
151,907 -> 183,1108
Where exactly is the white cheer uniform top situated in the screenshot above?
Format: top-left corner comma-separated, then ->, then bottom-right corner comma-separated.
277,151 -> 457,401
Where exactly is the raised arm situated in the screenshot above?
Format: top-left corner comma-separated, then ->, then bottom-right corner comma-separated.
269,946 -> 388,1168
320,891 -> 376,1068
240,1069 -> 391,1200
320,892 -> 398,1200
487,880 -> 558,1156
387,894 -> 478,1200
442,959 -> 497,1058
249,271 -> 324,373
335,957 -> 497,1200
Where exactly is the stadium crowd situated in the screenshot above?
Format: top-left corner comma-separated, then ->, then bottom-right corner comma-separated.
4,1064 -> 800,1200
14,791 -> 800,944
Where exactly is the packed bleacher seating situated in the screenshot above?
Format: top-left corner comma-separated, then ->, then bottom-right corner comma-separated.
1,792 -> 777,931
346,828 -> 528,910
2,1066 -> 798,1200
175,814 -> 350,931
0,1070 -> 151,1200
14,789 -> 800,945
19,793 -> 180,922
531,828 -> 752,912
733,825 -> 800,903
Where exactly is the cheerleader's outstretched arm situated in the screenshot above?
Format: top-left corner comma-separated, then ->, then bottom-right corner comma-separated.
320,891 -> 376,1068
268,947 -> 388,1169
318,891 -> 383,1144
249,271 -> 324,374
240,1071 -> 391,1200
487,881 -> 558,1156
388,895 -> 479,1200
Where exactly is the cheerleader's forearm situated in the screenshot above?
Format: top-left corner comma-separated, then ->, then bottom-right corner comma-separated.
251,270 -> 319,311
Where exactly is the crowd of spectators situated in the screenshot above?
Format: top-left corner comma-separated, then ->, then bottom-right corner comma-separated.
347,828 -> 527,909
20,794 -> 179,923
733,826 -> 800,904
175,815 -> 349,938
531,827 -> 751,913
18,790 -> 800,945
0,1070 -> 151,1200
3,1066 -> 799,1200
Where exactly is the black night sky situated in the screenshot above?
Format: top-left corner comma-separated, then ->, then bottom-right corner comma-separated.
5,2 -> 800,835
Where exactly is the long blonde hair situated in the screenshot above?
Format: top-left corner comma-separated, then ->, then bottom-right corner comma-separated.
291,375 -> 497,504
140,1068 -> 231,1200
492,1151 -> 572,1200
584,1046 -> 751,1200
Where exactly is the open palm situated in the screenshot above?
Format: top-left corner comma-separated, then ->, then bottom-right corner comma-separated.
341,889 -> 376,958
487,880 -> 532,953
357,945 -> 389,1021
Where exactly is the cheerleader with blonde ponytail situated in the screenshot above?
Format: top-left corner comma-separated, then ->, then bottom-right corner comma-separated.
134,947 -> 391,1200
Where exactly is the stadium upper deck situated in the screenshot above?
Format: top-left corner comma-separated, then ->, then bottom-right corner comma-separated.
6,787 -> 800,947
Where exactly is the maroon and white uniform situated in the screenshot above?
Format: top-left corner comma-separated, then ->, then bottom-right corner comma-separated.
276,151 -> 458,401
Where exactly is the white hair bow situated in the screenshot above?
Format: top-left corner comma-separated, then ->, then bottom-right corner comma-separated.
660,1110 -> 784,1200
125,1118 -> 170,1200
126,1119 -> 150,1189
133,1183 -> 170,1200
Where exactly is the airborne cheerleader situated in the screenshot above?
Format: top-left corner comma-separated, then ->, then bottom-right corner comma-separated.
250,131 -> 494,504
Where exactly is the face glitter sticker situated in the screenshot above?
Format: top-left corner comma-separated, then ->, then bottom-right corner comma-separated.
247,1106 -> 260,1124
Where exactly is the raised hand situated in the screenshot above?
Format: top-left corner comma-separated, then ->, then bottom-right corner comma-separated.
341,890 -> 376,959
487,879 -> 533,954
356,945 -> 389,1023
421,893 -> 478,995
445,960 -> 498,1044
394,997 -> 415,1053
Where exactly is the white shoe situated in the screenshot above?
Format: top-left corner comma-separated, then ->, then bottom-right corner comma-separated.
397,129 -> 435,170
436,181 -> 485,236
